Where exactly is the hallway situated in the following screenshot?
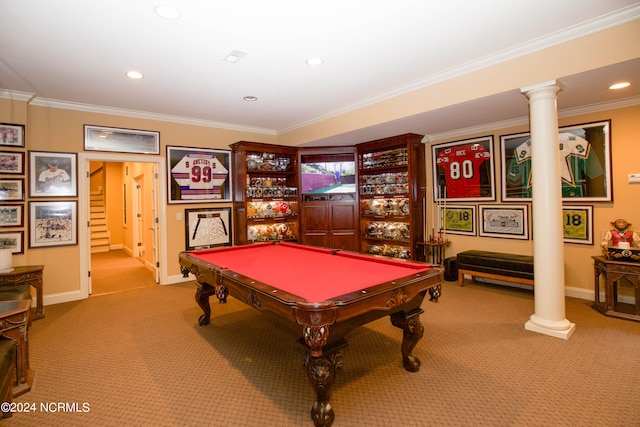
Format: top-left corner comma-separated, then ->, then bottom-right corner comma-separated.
90,249 -> 156,295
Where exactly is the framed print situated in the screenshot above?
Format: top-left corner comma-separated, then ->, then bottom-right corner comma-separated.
29,151 -> 77,197
0,178 -> 24,201
432,135 -> 495,202
185,207 -> 232,250
0,204 -> 23,227
500,120 -> 612,202
562,205 -> 593,245
167,146 -> 232,204
0,123 -> 25,148
29,201 -> 77,248
439,205 -> 476,236
0,151 -> 24,174
0,231 -> 24,254
84,125 -> 160,155
479,204 -> 529,240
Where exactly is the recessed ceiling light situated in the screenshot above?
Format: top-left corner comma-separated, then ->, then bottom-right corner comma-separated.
224,50 -> 247,64
609,82 -> 631,90
243,96 -> 258,101
305,57 -> 324,66
154,5 -> 181,19
125,71 -> 144,79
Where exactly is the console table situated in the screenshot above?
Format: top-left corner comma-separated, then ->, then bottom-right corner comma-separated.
592,256 -> 640,322
0,299 -> 32,396
0,266 -> 45,320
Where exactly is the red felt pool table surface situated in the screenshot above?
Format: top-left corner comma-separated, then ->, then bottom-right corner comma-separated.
186,241 -> 432,302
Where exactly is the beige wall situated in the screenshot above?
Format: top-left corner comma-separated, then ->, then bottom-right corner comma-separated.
428,104 -> 640,297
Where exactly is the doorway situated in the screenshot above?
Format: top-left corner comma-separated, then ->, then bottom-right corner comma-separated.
79,153 -> 167,298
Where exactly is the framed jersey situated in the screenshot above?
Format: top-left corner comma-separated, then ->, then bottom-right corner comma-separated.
432,136 -> 495,202
167,146 -> 232,203
500,120 -> 612,202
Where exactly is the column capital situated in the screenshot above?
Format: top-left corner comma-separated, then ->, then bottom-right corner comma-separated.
520,80 -> 563,98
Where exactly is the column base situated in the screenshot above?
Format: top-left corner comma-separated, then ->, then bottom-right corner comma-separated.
524,315 -> 575,340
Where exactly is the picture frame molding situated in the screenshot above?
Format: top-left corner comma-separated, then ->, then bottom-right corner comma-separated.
28,151 -> 78,197
479,204 -> 529,240
29,200 -> 78,248
184,207 -> 232,251
84,125 -> 160,155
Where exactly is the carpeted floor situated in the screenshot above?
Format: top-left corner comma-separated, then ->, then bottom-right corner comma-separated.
6,279 -> 640,426
90,250 -> 156,295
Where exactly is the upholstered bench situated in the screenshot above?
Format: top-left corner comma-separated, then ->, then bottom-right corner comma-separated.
457,250 -> 534,287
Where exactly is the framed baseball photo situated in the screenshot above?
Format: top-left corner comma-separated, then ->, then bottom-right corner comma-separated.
29,201 -> 78,248
167,146 -> 232,203
0,151 -> 24,174
432,136 -> 495,202
0,123 -> 25,148
29,151 -> 77,197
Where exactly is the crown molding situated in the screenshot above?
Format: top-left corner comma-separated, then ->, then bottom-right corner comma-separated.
424,95 -> 640,144
0,89 -> 35,102
280,4 -> 640,134
27,97 -> 276,136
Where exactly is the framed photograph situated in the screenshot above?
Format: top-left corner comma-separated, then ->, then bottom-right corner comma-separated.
29,151 -> 77,197
29,201 -> 77,248
0,204 -> 23,227
167,146 -> 232,204
0,231 -> 24,254
439,205 -> 476,236
479,204 -> 529,240
432,135 -> 495,202
185,207 -> 232,251
0,151 -> 24,174
562,205 -> 593,245
0,123 -> 25,148
500,120 -> 612,202
0,178 -> 24,201
84,125 -> 160,155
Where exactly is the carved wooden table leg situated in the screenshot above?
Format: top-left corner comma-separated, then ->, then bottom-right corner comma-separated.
303,349 -> 343,427
195,283 -> 216,326
390,309 -> 425,372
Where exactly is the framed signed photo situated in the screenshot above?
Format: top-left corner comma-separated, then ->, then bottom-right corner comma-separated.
562,205 -> 593,245
0,123 -> 25,148
0,231 -> 24,254
167,146 -> 232,203
0,204 -> 23,227
29,201 -> 77,248
432,136 -> 495,202
479,204 -> 529,240
29,151 -> 77,197
500,120 -> 612,202
0,178 -> 24,201
439,205 -> 476,236
0,151 -> 24,174
185,207 -> 232,251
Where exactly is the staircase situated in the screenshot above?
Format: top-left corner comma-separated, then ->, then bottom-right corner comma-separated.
90,190 -> 110,253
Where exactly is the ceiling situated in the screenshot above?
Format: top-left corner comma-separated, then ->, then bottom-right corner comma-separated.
1,1 -> 639,146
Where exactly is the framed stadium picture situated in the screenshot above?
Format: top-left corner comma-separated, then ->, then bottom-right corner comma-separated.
29,201 -> 77,248
500,120 -> 612,202
167,146 -> 232,204
479,204 -> 529,240
432,136 -> 495,202
184,207 -> 232,250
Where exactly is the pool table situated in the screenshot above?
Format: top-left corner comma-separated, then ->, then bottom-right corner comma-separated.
179,241 -> 443,426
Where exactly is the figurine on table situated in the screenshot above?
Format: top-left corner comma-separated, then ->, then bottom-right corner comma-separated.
601,218 -> 640,250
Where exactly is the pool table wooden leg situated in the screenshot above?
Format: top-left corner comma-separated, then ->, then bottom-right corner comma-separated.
390,309 -> 424,372
195,283 -> 216,326
303,347 -> 344,427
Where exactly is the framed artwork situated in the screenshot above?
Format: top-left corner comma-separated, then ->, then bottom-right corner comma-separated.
84,125 -> 160,155
0,231 -> 24,254
500,120 -> 612,202
432,135 -> 495,202
29,201 -> 77,248
167,146 -> 232,204
0,178 -> 24,201
0,151 -> 24,174
0,123 -> 25,148
439,205 -> 477,236
185,207 -> 232,251
479,204 -> 529,240
29,151 -> 77,197
562,205 -> 593,245
0,204 -> 23,227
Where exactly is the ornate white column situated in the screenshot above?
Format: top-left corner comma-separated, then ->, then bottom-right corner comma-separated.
521,80 -> 575,339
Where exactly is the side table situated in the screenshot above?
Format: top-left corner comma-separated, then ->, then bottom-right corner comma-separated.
592,256 -> 640,322
0,265 -> 45,320
417,240 -> 450,264
0,299 -> 32,397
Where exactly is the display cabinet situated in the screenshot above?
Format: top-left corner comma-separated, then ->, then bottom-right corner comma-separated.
230,141 -> 299,245
356,134 -> 425,261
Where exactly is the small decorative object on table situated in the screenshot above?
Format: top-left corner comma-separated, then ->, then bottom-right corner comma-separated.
601,218 -> 640,261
